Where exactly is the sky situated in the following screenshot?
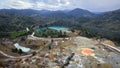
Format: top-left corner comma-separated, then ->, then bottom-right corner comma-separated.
0,0 -> 120,12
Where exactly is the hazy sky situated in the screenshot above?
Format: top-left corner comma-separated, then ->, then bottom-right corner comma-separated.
0,0 -> 120,12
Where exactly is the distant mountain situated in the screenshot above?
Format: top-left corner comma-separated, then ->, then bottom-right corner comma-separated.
81,9 -> 120,42
100,9 -> 120,21
40,8 -> 95,18
68,8 -> 95,17
93,12 -> 104,14
40,10 -> 70,19
0,8 -> 120,33
0,8 -> 95,18
0,8 -> 120,42
0,9 -> 41,15
84,9 -> 120,31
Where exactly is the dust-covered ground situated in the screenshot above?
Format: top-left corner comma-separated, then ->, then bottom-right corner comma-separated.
0,36 -> 120,68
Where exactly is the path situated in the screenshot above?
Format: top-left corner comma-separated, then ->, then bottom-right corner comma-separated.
102,43 -> 120,53
0,50 -> 32,59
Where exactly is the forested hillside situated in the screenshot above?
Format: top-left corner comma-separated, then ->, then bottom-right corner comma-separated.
0,12 -> 36,32
0,8 -> 120,43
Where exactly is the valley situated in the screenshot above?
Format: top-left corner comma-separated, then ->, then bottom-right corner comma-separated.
0,7 -> 120,68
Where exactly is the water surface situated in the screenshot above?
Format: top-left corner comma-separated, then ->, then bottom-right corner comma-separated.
14,43 -> 30,53
36,26 -> 69,32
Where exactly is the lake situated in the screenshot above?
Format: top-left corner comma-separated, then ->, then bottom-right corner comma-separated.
36,26 -> 69,32
48,26 -> 69,31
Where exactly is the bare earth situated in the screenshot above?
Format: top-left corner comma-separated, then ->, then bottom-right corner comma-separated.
0,36 -> 120,68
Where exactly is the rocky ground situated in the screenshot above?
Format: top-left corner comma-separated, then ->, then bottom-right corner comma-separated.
0,36 -> 120,68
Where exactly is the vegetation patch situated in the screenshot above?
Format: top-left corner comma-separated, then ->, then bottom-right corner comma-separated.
10,31 -> 27,39
34,29 -> 68,38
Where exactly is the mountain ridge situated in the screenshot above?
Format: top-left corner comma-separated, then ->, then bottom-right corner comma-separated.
0,8 -> 95,18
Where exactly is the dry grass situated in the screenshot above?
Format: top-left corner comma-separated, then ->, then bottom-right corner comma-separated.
59,40 -> 73,47
102,40 -> 115,46
0,41 -> 20,57
20,39 -> 47,49
91,63 -> 112,68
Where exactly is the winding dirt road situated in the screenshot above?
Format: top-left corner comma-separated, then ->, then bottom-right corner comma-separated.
0,50 -> 32,59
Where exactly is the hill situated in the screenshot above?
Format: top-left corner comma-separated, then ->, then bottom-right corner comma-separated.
0,8 -> 120,43
84,9 -> 120,31
81,9 -> 120,43
68,8 -> 95,17
0,12 -> 37,32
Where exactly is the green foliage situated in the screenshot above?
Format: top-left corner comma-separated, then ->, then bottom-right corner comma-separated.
11,48 -> 18,53
32,52 -> 37,56
10,31 -> 27,39
20,37 -> 26,41
0,33 -> 10,38
18,49 -> 23,55
34,29 -> 68,38
12,48 -> 24,55
0,9 -> 120,45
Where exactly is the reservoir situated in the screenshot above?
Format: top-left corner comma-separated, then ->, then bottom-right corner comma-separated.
14,43 -> 30,53
36,26 -> 69,32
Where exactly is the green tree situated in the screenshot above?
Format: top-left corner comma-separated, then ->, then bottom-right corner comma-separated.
32,52 -> 37,56
18,49 -> 23,55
